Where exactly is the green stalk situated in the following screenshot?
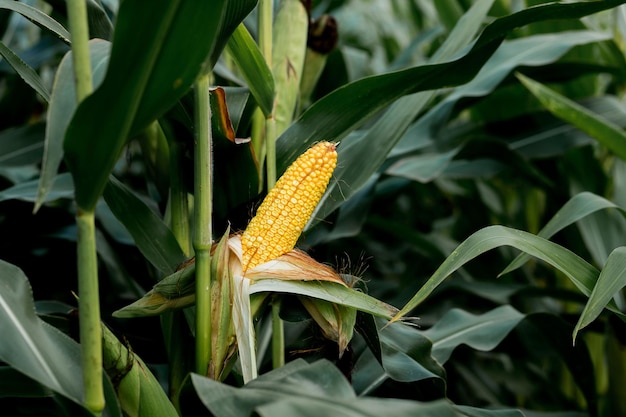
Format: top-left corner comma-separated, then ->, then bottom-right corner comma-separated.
67,0 -> 93,101
258,0 -> 283,368
258,0 -> 273,68
76,211 -> 104,414
162,124 -> 192,406
265,116 -> 277,190
193,73 -> 213,376
67,0 -> 101,413
271,296 -> 285,368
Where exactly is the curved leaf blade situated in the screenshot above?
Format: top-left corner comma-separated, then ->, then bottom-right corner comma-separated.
0,0 -> 71,44
64,1 -> 228,211
0,260 -> 83,404
574,247 -> 626,341
103,176 -> 186,275
226,24 -> 275,117
391,225 -> 617,323
0,172 -> 74,203
0,41 -> 49,102
502,192 -> 619,275
185,359 -> 459,417
36,39 -> 110,212
421,305 -> 525,364
276,0 -> 626,172
250,279 -> 399,319
517,72 -> 626,161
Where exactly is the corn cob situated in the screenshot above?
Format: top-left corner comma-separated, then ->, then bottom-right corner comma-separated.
241,141 -> 337,271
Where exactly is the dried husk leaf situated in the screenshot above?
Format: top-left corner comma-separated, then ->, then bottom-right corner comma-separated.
114,235 -> 349,319
209,228 -> 238,381
246,249 -> 347,286
299,296 -> 356,357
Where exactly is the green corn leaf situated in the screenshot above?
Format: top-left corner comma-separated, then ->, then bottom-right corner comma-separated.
277,0 -> 626,173
103,176 -> 186,275
64,1 -> 228,211
574,247 -> 626,342
0,260 -> 83,404
517,72 -> 626,161
0,0 -> 71,44
182,359 -> 460,417
391,225 -> 626,323
35,39 -> 110,212
0,41 -> 50,102
250,279 -> 398,320
502,192 -> 620,275
353,315 -> 445,396
226,24 -> 275,117
421,305 -> 525,364
0,172 -> 74,203
272,0 -> 308,135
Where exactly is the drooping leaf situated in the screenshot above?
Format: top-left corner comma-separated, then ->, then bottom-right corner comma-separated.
277,0 -> 626,175
226,24 -> 275,117
103,176 -> 186,275
391,225 -> 626,323
0,172 -> 74,203
307,17 -> 618,224
353,315 -> 446,396
392,30 -> 611,157
0,0 -> 71,44
574,247 -> 626,341
0,41 -> 50,102
181,359 -> 460,417
517,72 -> 626,161
64,1 -> 228,211
36,39 -> 110,211
502,192 -> 621,275
0,260 -> 83,404
314,0 -> 493,211
250,279 -> 398,319
421,305 -> 525,364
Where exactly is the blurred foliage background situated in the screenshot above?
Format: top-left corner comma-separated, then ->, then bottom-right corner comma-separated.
1,0 -> 626,416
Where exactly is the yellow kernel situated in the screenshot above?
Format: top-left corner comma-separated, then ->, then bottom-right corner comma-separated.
241,141 -> 337,271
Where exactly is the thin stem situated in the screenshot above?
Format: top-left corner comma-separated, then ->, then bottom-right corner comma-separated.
67,0 -> 93,100
67,0 -> 100,413
271,296 -> 285,368
258,0 -> 273,68
76,211 -> 104,414
265,116 -> 277,190
193,73 -> 213,376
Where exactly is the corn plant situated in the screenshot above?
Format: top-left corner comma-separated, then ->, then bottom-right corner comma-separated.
1,1 -> 626,416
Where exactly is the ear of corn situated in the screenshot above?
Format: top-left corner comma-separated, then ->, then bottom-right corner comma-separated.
241,141 -> 337,271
